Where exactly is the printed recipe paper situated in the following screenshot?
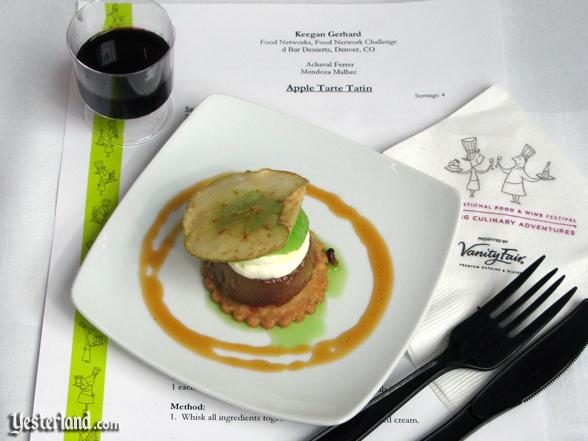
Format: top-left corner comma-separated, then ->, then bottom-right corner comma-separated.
28,2 -> 548,441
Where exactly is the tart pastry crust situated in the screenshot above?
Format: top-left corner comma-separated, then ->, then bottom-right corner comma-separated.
203,237 -> 328,329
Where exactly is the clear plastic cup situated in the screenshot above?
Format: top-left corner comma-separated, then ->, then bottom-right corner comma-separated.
67,0 -> 175,145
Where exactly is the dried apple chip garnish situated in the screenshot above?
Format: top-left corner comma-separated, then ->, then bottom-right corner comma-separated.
183,169 -> 308,262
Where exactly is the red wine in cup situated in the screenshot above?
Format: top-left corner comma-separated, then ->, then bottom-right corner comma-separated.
76,27 -> 172,119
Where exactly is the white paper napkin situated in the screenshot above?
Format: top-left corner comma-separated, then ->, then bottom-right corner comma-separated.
384,85 -> 588,409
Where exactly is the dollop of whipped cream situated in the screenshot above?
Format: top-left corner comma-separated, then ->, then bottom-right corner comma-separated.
229,232 -> 310,280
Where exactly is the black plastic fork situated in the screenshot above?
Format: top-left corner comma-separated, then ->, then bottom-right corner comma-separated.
308,256 -> 576,441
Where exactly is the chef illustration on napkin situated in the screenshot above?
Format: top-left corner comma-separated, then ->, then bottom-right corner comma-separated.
497,144 -> 554,204
446,137 -> 555,204
445,137 -> 493,198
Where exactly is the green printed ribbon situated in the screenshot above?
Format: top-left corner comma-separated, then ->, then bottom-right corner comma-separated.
64,5 -> 131,440
103,3 -> 133,30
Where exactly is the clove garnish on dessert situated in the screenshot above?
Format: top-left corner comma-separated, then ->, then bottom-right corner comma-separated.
326,248 -> 339,267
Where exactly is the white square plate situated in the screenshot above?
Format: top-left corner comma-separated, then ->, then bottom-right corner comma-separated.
72,95 -> 460,425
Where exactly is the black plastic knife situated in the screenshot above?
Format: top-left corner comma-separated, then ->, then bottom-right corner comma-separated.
421,298 -> 588,441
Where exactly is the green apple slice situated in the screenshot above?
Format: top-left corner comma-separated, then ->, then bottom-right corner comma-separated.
269,209 -> 309,255
183,169 -> 308,262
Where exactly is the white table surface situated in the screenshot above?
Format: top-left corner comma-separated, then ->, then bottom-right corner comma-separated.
1,0 -> 587,440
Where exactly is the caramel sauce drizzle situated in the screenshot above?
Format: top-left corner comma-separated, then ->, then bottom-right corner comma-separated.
140,178 -> 393,372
